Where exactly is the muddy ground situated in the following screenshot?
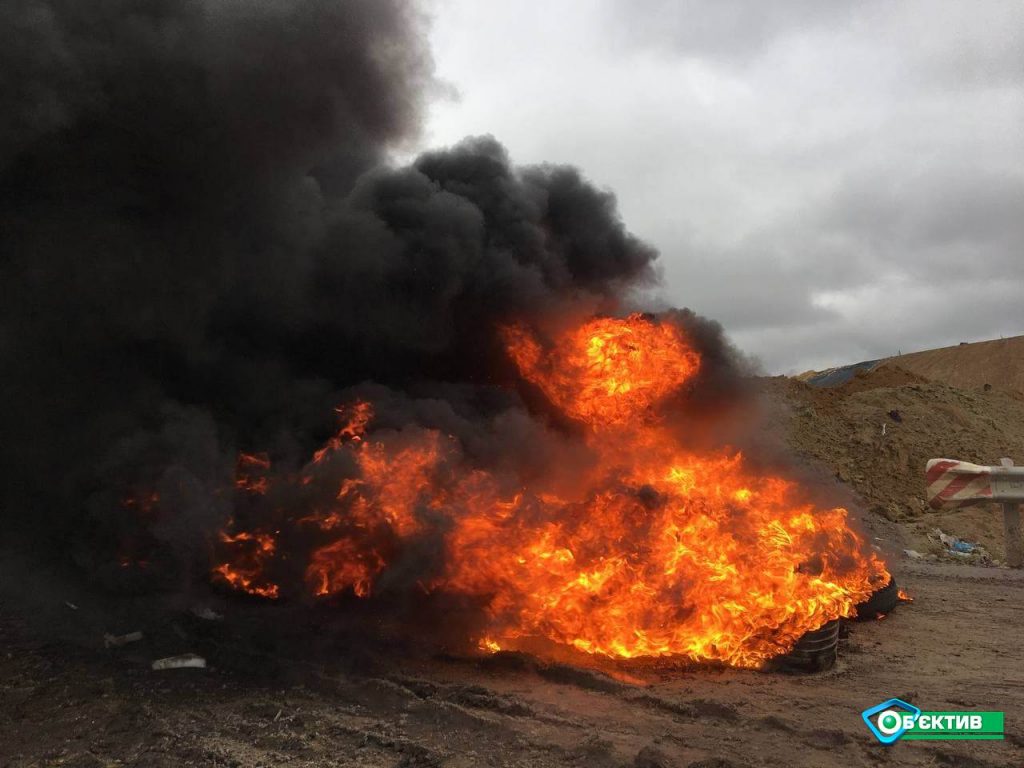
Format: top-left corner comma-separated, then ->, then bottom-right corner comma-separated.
2,554 -> 1022,768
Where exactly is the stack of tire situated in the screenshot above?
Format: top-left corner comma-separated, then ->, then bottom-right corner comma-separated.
772,579 -> 901,673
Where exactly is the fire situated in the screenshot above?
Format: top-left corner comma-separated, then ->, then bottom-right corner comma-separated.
301,403 -> 439,597
235,452 -> 271,495
207,313 -> 889,668
501,314 -> 700,425
212,530 -> 280,599
441,443 -> 884,666
121,491 -> 160,513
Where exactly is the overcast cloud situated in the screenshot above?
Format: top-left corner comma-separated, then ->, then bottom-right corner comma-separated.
419,0 -> 1024,373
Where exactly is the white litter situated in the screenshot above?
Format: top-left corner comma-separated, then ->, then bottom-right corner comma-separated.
152,653 -> 206,670
104,631 -> 144,648
190,606 -> 223,621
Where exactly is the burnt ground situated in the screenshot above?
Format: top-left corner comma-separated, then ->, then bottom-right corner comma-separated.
2,558 -> 1022,768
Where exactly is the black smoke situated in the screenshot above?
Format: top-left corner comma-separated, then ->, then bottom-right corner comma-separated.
0,0 -> 702,591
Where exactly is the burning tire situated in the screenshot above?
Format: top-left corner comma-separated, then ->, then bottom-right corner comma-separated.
772,619 -> 840,672
852,578 -> 900,621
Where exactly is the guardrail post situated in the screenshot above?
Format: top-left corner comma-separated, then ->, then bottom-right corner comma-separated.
1001,458 -> 1023,568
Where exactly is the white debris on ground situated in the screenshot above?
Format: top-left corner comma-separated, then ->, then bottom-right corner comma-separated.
104,631 -> 144,648
152,653 -> 207,671
189,606 -> 223,621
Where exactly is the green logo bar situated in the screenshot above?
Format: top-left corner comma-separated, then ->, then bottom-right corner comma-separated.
863,700 -> 1005,743
902,711 -> 1004,741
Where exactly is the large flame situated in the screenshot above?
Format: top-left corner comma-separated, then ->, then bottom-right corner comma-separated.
501,314 -> 700,425
209,313 -> 888,668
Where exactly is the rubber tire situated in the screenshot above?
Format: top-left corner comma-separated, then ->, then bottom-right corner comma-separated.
772,619 -> 840,673
853,578 -> 900,621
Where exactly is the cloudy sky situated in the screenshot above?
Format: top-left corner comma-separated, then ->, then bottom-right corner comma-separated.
417,0 -> 1023,373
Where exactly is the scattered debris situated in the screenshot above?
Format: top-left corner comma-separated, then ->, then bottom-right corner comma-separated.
190,605 -> 223,621
64,601 -> 78,611
104,631 -> 143,648
903,549 -> 924,559
888,409 -> 903,422
937,529 -> 976,554
152,653 -> 206,671
928,528 -> 993,564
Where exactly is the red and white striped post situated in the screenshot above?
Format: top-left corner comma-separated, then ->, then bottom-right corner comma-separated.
926,457 -> 1024,568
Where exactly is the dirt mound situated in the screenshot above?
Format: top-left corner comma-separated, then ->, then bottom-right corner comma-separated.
879,335 -> 1024,394
762,366 -> 1024,560
835,364 -> 929,395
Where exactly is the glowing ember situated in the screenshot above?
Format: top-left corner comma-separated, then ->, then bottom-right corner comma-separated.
121,491 -> 160,514
307,537 -> 384,598
208,314 -> 890,668
898,588 -> 913,602
235,452 -> 271,495
212,530 -> 280,599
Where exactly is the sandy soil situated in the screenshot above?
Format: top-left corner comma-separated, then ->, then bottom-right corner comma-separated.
2,557 -> 1022,768
880,335 -> 1024,394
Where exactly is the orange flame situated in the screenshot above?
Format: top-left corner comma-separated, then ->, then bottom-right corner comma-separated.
211,530 -> 280,599
210,314 -> 889,667
501,314 -> 700,426
235,452 -> 271,495
121,491 -> 160,513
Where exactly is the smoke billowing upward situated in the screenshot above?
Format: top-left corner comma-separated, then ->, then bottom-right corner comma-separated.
0,0 -> 678,552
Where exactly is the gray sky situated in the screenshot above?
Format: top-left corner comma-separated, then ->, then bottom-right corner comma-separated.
417,0 -> 1024,373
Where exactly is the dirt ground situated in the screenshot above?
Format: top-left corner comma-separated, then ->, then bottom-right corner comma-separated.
880,335 -> 1024,394
2,552 -> 1022,768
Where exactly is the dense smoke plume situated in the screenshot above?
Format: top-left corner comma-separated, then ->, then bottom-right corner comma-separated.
1,1 -> 740,573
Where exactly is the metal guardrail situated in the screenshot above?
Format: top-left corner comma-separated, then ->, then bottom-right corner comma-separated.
926,457 -> 1024,567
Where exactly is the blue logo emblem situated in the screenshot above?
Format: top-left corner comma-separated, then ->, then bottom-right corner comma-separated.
862,698 -> 922,744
